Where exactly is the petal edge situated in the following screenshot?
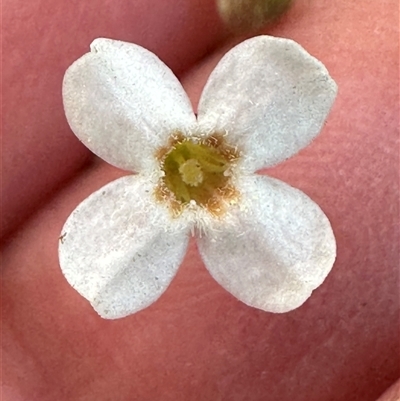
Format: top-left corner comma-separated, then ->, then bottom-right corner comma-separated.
63,38 -> 196,173
59,175 -> 190,319
197,174 -> 336,313
198,35 -> 337,172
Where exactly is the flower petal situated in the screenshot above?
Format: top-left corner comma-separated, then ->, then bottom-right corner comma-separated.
197,35 -> 337,172
59,175 -> 190,319
63,38 -> 196,173
197,175 -> 336,313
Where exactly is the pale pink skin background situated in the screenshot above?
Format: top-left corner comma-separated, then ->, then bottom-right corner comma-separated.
2,0 -> 399,400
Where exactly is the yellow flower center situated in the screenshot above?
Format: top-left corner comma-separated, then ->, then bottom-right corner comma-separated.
155,133 -> 240,216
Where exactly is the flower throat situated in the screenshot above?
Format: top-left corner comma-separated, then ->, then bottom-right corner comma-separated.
155,133 -> 240,216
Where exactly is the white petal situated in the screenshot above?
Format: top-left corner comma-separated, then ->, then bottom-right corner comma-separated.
63,38 -> 196,173
59,175 -> 190,319
197,35 -> 337,172
197,175 -> 336,313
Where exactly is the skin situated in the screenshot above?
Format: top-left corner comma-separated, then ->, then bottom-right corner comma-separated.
2,0 -> 399,400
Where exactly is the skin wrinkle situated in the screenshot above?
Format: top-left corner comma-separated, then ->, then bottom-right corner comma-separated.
2,0 -> 399,400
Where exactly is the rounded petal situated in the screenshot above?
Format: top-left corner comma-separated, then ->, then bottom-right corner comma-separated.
63,38 -> 196,173
59,175 -> 190,319
197,35 -> 337,172
197,175 -> 336,313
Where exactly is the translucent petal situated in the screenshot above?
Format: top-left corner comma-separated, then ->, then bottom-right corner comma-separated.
59,175 -> 190,319
197,175 -> 336,313
63,38 -> 196,173
197,35 -> 337,172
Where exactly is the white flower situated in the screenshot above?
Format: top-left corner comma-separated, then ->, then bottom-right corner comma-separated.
59,36 -> 337,319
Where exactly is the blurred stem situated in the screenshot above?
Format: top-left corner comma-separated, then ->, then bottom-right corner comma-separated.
217,0 -> 294,33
